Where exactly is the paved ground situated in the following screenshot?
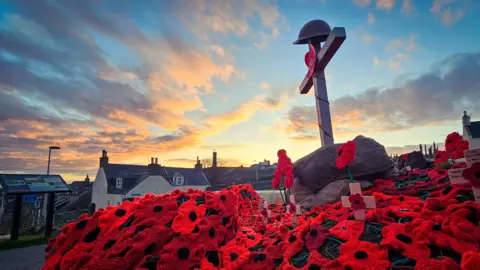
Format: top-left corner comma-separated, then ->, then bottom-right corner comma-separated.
0,244 -> 46,270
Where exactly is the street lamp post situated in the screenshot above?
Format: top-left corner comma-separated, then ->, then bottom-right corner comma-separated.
44,146 -> 60,237
47,146 -> 61,175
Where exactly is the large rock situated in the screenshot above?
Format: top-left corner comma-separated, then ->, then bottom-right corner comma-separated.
292,135 -> 397,208
397,151 -> 429,169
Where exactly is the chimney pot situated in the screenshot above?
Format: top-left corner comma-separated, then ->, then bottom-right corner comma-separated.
155,158 -> 158,164
212,151 -> 217,168
99,150 -> 109,168
151,157 -> 154,164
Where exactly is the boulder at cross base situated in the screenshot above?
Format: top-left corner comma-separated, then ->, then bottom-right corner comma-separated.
397,150 -> 430,170
291,135 -> 397,209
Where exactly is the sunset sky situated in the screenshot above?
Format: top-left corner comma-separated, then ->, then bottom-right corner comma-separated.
1,0 -> 480,182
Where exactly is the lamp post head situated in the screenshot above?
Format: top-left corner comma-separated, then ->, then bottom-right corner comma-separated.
49,146 -> 61,150
293,19 -> 332,45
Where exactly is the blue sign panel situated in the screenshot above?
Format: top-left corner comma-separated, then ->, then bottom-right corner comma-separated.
23,195 -> 38,202
0,174 -> 72,194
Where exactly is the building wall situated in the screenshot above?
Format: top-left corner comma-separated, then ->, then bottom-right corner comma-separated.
469,138 -> 480,149
463,126 -> 480,149
91,167 -> 109,209
126,175 -> 209,201
93,173 -> 210,208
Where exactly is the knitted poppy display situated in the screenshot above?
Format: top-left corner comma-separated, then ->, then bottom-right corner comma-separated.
336,140 -> 356,169
43,132 -> 480,270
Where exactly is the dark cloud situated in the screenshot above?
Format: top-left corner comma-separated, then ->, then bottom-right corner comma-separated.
286,52 -> 480,139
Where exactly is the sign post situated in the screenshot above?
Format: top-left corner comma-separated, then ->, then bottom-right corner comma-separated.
294,20 -> 346,146
0,174 -> 71,240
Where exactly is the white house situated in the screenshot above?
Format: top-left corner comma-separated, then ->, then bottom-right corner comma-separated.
91,151 -> 210,209
462,111 -> 480,149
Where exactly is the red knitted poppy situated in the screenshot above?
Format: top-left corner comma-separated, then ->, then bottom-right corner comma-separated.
171,199 -> 206,234
452,140 -> 469,159
272,149 -> 295,189
338,241 -> 391,269
445,132 -> 462,153
461,251 -> 480,270
330,220 -> 364,241
434,150 -> 450,167
381,223 -> 430,260
349,194 -> 366,210
305,223 -> 329,251
219,243 -> 250,269
336,141 -> 356,169
158,234 -> 206,269
242,252 -> 274,270
414,257 -> 460,270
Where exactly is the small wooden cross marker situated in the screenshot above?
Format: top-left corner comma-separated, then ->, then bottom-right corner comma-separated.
289,195 -> 302,227
341,183 -> 376,220
262,201 -> 271,224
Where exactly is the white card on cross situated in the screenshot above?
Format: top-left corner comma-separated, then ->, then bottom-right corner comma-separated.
464,148 -> 480,167
448,167 -> 480,203
341,183 -> 376,220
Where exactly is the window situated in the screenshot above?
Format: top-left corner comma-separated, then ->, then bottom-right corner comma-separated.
174,173 -> 184,186
116,178 -> 123,189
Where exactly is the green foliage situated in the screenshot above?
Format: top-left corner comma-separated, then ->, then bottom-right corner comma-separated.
0,233 -> 57,251
438,162 -> 452,170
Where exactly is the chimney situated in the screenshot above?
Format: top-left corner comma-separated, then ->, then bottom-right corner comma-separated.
99,150 -> 109,168
212,151 -> 217,168
148,157 -> 162,175
194,156 -> 203,170
84,174 -> 90,185
463,111 -> 471,126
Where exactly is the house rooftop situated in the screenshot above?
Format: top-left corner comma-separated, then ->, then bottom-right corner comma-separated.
102,163 -> 210,195
466,121 -> 480,138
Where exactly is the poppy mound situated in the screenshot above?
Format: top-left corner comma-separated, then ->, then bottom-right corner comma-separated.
43,168 -> 479,270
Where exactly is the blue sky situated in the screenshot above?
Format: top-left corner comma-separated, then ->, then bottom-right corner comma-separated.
0,0 -> 479,181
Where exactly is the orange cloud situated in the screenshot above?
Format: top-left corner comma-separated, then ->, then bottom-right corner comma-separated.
376,0 -> 396,10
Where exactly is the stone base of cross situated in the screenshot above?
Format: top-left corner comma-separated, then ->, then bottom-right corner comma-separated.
341,183 -> 376,220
